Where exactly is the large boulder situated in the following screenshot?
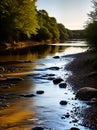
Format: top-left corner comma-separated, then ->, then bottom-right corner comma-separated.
76,87 -> 97,100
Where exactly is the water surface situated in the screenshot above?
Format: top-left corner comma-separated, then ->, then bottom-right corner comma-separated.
0,41 -> 90,130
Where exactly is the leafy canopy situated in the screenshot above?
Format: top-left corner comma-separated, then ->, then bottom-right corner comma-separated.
0,0 -> 39,43
85,0 -> 97,48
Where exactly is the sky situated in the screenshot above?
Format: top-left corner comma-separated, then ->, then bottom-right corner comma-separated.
36,0 -> 92,30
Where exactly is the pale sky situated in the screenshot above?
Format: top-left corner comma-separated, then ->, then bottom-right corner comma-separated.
37,0 -> 92,30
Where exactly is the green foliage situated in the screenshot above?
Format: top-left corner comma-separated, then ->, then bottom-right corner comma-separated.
85,0 -> 97,49
85,21 -> 97,48
33,9 -> 70,42
69,30 -> 85,39
37,10 -> 60,41
88,0 -> 97,21
33,27 -> 52,41
58,24 -> 69,41
0,0 -> 39,43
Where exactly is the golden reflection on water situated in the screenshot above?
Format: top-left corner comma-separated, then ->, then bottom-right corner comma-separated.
0,99 -> 35,128
0,45 -> 66,61
0,77 -> 36,129
0,43 -> 87,129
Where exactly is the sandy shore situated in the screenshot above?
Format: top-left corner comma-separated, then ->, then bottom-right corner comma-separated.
65,50 -> 97,91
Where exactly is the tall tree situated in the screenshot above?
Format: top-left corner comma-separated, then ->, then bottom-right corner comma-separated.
85,0 -> 97,48
0,0 -> 39,43
88,0 -> 97,21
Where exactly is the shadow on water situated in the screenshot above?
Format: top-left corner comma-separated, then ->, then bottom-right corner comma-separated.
0,41 -> 91,130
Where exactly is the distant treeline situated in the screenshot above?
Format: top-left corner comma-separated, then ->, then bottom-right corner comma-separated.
0,0 -> 85,45
69,30 -> 85,39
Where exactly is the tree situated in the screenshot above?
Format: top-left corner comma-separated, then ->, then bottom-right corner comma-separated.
36,10 -> 60,41
85,21 -> 97,48
33,26 -> 52,41
0,0 -> 39,43
85,0 -> 97,48
58,23 -> 68,42
88,0 -> 97,21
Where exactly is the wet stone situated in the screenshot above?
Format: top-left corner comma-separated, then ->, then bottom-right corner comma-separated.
70,127 -> 80,130
6,77 -> 23,81
60,100 -> 68,105
72,118 -> 78,123
48,67 -> 60,70
47,74 -> 55,76
32,127 -> 44,130
20,94 -> 35,97
65,113 -> 70,118
47,77 -> 55,80
53,78 -> 63,84
59,83 -> 67,88
53,56 -> 60,59
76,87 -> 97,100
36,90 -> 44,94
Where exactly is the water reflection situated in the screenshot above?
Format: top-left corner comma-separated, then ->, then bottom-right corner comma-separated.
0,41 -> 89,130
0,41 -> 87,62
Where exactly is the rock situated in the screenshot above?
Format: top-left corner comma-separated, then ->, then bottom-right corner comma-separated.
47,74 -> 55,76
20,94 -> 35,97
6,77 -> 23,81
87,71 -> 97,77
70,127 -> 80,130
32,127 -> 44,130
64,113 -> 70,118
47,77 -> 55,80
60,100 -> 68,105
53,78 -> 63,84
88,98 -> 97,105
76,87 -> 97,100
59,83 -> 67,88
48,67 -> 60,70
53,56 -> 60,59
36,90 -> 44,94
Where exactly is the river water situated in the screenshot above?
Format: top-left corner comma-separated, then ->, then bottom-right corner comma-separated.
0,40 -> 90,130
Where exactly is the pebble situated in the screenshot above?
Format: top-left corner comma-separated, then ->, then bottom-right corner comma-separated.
70,127 -> 80,130
32,127 -> 44,130
20,94 -> 35,97
60,100 -> 68,105
53,78 -> 63,84
36,90 -> 44,94
59,83 -> 67,88
53,56 -> 60,59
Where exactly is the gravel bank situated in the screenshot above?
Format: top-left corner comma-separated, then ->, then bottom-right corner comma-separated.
65,50 -> 97,90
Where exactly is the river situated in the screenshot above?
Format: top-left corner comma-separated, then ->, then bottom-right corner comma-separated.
0,40 -> 90,130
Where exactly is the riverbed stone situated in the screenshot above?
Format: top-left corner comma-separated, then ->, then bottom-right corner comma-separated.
48,67 -> 60,70
59,83 -> 67,88
70,127 -> 80,130
53,56 -> 60,59
88,98 -> 97,105
53,78 -> 63,84
32,127 -> 44,130
60,100 -> 68,105
76,87 -> 97,100
6,77 -> 23,81
36,90 -> 44,94
20,94 -> 35,97
64,113 -> 70,118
